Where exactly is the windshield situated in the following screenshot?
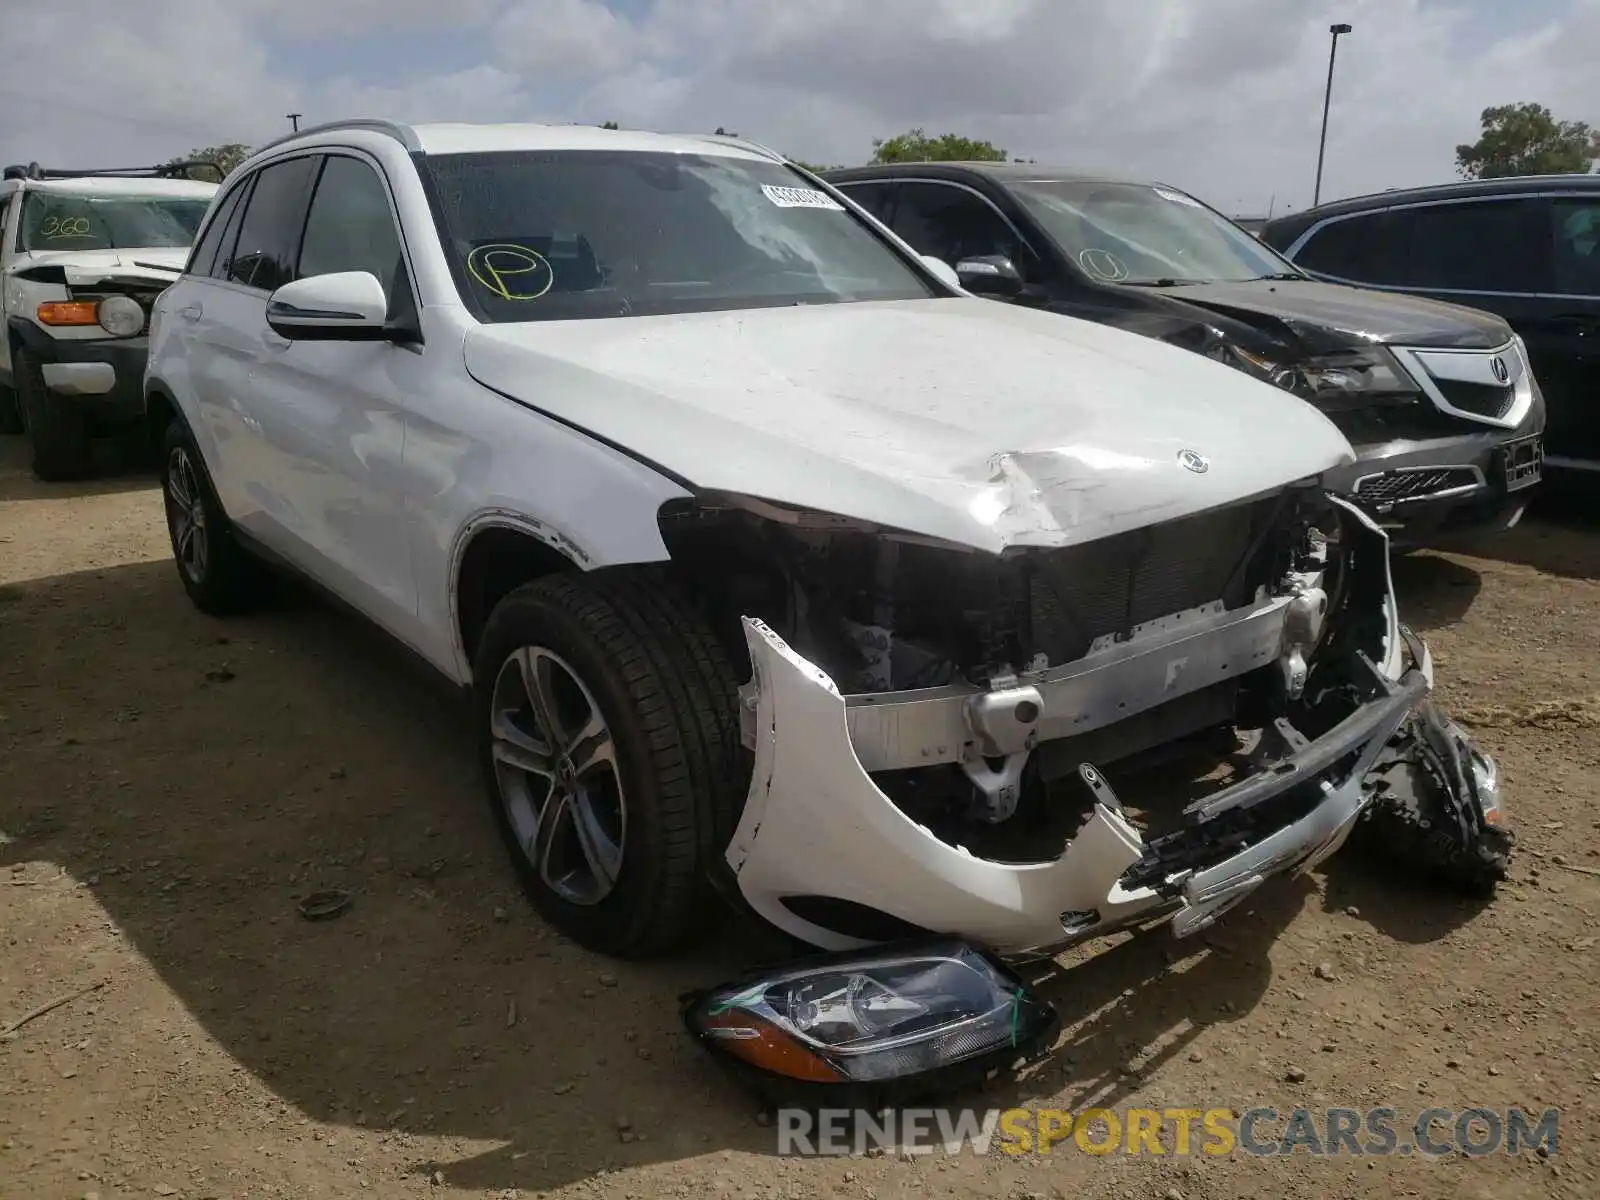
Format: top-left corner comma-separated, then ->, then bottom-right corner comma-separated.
1010,180 -> 1297,285
422,149 -> 938,322
19,192 -> 210,252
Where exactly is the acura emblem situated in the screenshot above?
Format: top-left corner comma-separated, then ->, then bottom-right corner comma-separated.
1177,448 -> 1209,474
1490,355 -> 1510,384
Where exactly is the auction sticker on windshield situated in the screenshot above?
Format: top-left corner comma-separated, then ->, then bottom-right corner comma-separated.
761,184 -> 845,211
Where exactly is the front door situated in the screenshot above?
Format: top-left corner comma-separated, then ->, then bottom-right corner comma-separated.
238,151 -> 424,644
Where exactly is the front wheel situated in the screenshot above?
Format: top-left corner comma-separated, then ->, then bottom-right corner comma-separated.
15,347 -> 92,480
474,570 -> 746,958
0,385 -> 22,435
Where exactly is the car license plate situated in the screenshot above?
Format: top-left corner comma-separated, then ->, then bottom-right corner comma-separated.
1502,435 -> 1543,491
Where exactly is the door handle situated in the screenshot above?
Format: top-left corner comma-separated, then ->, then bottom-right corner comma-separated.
177,303 -> 203,322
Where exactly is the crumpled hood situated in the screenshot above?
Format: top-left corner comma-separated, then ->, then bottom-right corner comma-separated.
9,246 -> 186,288
464,298 -> 1356,553
1158,278 -> 1512,351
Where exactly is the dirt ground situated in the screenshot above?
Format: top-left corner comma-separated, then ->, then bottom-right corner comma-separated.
2,431 -> 1597,1200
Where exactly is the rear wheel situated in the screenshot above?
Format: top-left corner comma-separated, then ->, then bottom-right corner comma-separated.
15,347 -> 92,480
160,419 -> 267,614
474,570 -> 746,957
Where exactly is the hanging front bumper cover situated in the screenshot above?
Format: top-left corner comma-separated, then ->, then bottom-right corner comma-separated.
726,613 -> 1450,961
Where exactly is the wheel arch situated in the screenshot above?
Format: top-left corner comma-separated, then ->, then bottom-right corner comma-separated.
451,513 -> 602,677
143,380 -> 181,454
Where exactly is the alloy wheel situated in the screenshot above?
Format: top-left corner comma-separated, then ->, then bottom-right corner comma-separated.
165,446 -> 209,584
489,645 -> 627,906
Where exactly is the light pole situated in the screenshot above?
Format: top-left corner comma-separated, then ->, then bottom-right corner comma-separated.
1313,23 -> 1351,208
287,112 -> 302,132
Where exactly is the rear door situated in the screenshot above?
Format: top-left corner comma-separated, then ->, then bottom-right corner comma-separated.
188,154 -> 321,521
157,174 -> 248,447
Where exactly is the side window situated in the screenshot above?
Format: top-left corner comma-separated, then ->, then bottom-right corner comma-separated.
838,182 -> 896,224
208,177 -> 253,280
1294,211 -> 1410,284
891,182 -> 1027,271
187,183 -> 246,277
1551,197 -> 1600,296
1402,198 -> 1551,293
222,156 -> 320,292
296,155 -> 405,303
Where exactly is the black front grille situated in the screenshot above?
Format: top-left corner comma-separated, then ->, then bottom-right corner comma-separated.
1432,378 -> 1517,420
1028,498 -> 1270,663
1355,467 -> 1482,506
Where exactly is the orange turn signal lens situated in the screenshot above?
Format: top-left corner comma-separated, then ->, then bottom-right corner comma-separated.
37,301 -> 100,326
698,1010 -> 845,1083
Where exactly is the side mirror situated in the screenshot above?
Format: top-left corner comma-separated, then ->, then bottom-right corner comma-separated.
955,255 -> 1025,299
918,254 -> 961,290
266,271 -> 390,341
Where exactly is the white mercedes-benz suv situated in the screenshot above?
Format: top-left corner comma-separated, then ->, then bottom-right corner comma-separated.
145,119 -> 1511,964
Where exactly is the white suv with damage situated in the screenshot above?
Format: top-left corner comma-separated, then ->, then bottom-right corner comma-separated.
1,161 -> 218,478
145,120 -> 1512,964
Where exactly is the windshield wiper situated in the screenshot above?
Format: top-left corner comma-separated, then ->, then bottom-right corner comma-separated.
1245,272 -> 1305,282
1120,278 -> 1204,288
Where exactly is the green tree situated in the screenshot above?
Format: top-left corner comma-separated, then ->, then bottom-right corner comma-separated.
870,128 -> 1007,164
1455,103 -> 1595,179
168,143 -> 252,182
600,120 -> 619,130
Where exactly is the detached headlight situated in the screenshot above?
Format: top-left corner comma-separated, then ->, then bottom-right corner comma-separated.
1226,344 -> 1415,408
682,940 -> 1058,1102
96,295 -> 145,337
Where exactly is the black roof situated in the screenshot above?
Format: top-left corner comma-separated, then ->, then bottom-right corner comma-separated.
1261,172 -> 1600,243
822,161 -> 1156,188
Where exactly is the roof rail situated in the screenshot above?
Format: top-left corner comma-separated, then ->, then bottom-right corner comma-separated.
695,133 -> 788,163
249,118 -> 422,160
2,160 -> 225,183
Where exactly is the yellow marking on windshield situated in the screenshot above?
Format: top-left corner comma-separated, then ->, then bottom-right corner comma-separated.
466,244 -> 554,301
42,215 -> 93,239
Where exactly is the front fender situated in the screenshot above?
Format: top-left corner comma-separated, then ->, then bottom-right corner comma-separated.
412,381 -> 694,683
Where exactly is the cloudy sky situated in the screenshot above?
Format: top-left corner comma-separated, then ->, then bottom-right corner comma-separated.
3,0 -> 1595,216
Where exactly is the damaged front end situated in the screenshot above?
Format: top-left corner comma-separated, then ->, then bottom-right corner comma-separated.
662,484 -> 1509,962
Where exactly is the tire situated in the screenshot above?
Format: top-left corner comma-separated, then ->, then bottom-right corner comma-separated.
474,569 -> 746,958
159,418 -> 267,615
0,385 -> 22,435
15,347 -> 92,480
1357,751 -> 1513,897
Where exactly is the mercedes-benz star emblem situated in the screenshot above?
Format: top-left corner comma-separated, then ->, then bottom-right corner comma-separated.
1491,355 -> 1510,384
1178,448 -> 1210,474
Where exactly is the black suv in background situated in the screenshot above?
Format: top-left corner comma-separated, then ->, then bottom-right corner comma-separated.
1260,175 -> 1599,477
822,162 -> 1546,548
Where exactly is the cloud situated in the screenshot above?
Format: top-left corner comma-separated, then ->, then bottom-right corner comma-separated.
495,0 -> 640,78
1,0 -> 1595,215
